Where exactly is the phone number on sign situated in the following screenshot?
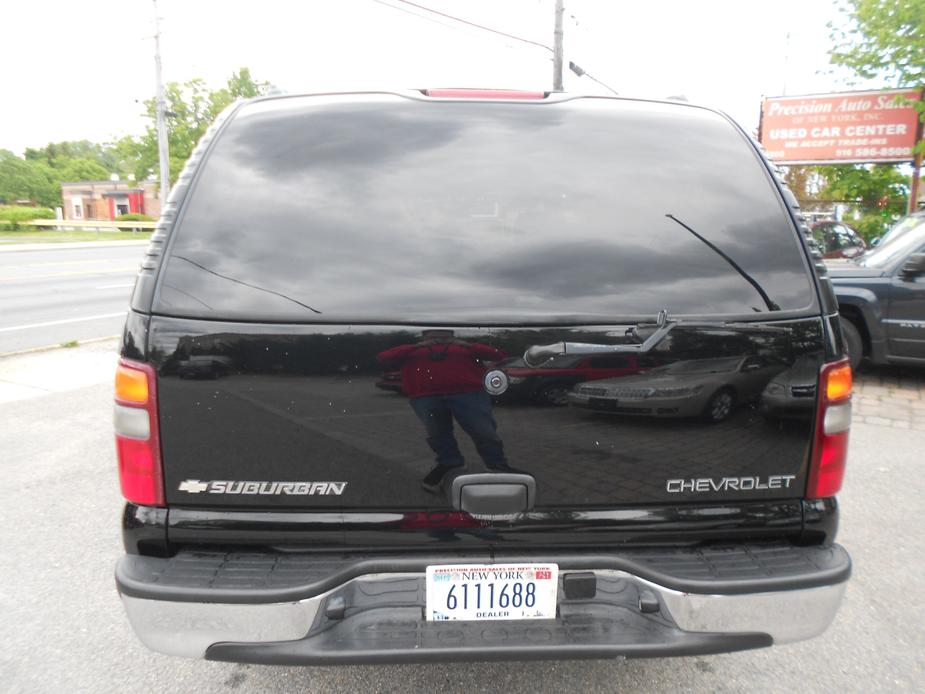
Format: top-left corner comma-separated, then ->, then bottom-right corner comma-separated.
842,147 -> 912,158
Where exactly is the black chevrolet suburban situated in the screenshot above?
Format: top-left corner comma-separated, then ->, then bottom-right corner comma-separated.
114,90 -> 852,664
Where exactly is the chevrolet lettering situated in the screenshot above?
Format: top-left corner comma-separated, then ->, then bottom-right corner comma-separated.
114,89 -> 852,665
666,476 -> 797,493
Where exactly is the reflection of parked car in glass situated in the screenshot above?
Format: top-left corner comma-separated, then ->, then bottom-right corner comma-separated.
499,353 -> 652,406
569,355 -> 785,423
375,370 -> 404,393
759,354 -> 822,419
811,221 -> 866,259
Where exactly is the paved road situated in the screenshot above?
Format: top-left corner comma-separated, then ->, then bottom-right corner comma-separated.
1,341 -> 923,693
0,243 -> 146,354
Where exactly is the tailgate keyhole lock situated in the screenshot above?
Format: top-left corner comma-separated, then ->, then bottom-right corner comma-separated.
483,370 -> 509,395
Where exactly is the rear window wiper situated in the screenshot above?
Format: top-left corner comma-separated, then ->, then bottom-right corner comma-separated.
172,255 -> 322,314
665,213 -> 780,312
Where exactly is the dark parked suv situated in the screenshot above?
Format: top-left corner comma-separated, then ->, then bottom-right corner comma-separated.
827,211 -> 925,370
114,90 -> 851,664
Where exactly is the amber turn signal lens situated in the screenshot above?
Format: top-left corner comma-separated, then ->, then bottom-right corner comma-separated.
115,364 -> 149,404
825,362 -> 852,402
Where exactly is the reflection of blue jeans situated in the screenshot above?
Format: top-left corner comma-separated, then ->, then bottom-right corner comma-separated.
409,391 -> 507,469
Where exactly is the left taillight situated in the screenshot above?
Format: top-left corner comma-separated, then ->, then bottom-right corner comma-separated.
114,359 -> 164,507
806,358 -> 852,499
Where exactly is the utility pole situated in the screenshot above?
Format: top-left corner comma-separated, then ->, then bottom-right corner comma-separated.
552,0 -> 564,91
153,0 -> 170,210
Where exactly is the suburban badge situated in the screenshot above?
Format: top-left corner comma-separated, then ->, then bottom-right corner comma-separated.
178,480 -> 347,495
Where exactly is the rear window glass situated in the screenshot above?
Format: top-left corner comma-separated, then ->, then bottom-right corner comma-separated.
155,95 -> 815,322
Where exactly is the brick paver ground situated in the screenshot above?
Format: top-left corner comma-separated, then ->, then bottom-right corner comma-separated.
854,364 -> 925,432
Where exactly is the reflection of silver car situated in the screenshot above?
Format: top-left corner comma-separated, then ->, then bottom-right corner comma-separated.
759,355 -> 821,420
568,356 -> 785,423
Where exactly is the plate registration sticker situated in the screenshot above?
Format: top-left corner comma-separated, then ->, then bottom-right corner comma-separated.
425,563 -> 558,621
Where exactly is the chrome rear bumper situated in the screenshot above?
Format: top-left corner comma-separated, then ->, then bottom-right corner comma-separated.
120,568 -> 848,660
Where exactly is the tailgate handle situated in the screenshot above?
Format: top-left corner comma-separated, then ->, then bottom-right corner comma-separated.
450,473 -> 535,518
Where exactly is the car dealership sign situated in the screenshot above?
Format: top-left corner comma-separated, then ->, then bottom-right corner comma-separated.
759,88 -> 922,165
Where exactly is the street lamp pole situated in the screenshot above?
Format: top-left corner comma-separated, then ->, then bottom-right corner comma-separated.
153,0 -> 170,210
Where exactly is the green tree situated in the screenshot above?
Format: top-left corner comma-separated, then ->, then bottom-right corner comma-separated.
0,68 -> 270,206
829,0 -> 925,86
0,151 -> 59,207
827,1 -> 924,219
829,0 -> 925,151
819,164 -> 909,239
58,158 -> 111,183
133,68 -> 270,184
24,140 -> 116,170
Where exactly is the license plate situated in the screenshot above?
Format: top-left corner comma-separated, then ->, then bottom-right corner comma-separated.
589,397 -> 617,411
425,563 -> 558,621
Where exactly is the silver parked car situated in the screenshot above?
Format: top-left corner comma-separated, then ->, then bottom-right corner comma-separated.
568,355 -> 786,423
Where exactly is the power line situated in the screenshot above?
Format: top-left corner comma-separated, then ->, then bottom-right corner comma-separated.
382,0 -> 553,53
370,0 -> 481,39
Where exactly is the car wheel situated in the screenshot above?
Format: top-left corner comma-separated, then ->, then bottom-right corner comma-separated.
703,388 -> 735,423
537,383 -> 570,407
840,318 -> 864,372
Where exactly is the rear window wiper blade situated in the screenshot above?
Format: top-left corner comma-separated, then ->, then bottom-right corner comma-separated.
665,213 -> 780,312
523,310 -> 719,366
172,255 -> 322,314
522,311 -> 792,366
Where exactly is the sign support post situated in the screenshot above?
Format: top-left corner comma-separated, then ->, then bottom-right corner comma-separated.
908,88 -> 925,214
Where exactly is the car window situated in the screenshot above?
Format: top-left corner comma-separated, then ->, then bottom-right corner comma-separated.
156,96 -> 815,322
861,221 -> 925,269
830,225 -> 857,250
813,224 -> 832,251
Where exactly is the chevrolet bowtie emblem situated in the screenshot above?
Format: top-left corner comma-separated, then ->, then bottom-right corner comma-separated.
178,479 -> 209,493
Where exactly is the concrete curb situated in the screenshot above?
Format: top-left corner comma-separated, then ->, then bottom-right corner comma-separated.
0,240 -> 149,253
0,334 -> 120,360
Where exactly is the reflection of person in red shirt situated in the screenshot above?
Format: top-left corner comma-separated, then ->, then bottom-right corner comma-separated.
377,330 -> 509,493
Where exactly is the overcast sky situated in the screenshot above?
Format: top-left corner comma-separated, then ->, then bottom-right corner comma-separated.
1,0 -> 870,156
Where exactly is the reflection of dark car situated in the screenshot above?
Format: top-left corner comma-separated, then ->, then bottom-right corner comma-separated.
375,370 -> 404,393
176,355 -> 233,379
811,220 -> 866,259
568,355 -> 785,423
500,353 -> 651,406
759,355 -> 822,419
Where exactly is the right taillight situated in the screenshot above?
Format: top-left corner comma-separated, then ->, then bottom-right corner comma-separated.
114,359 -> 164,507
806,358 -> 852,498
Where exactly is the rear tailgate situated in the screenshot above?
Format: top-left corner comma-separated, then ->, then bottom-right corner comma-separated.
152,318 -> 823,511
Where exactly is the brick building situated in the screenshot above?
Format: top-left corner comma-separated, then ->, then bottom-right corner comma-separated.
61,180 -> 160,221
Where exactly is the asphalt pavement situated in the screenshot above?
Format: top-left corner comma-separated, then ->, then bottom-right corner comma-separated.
0,242 -> 147,355
1,340 -> 923,693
